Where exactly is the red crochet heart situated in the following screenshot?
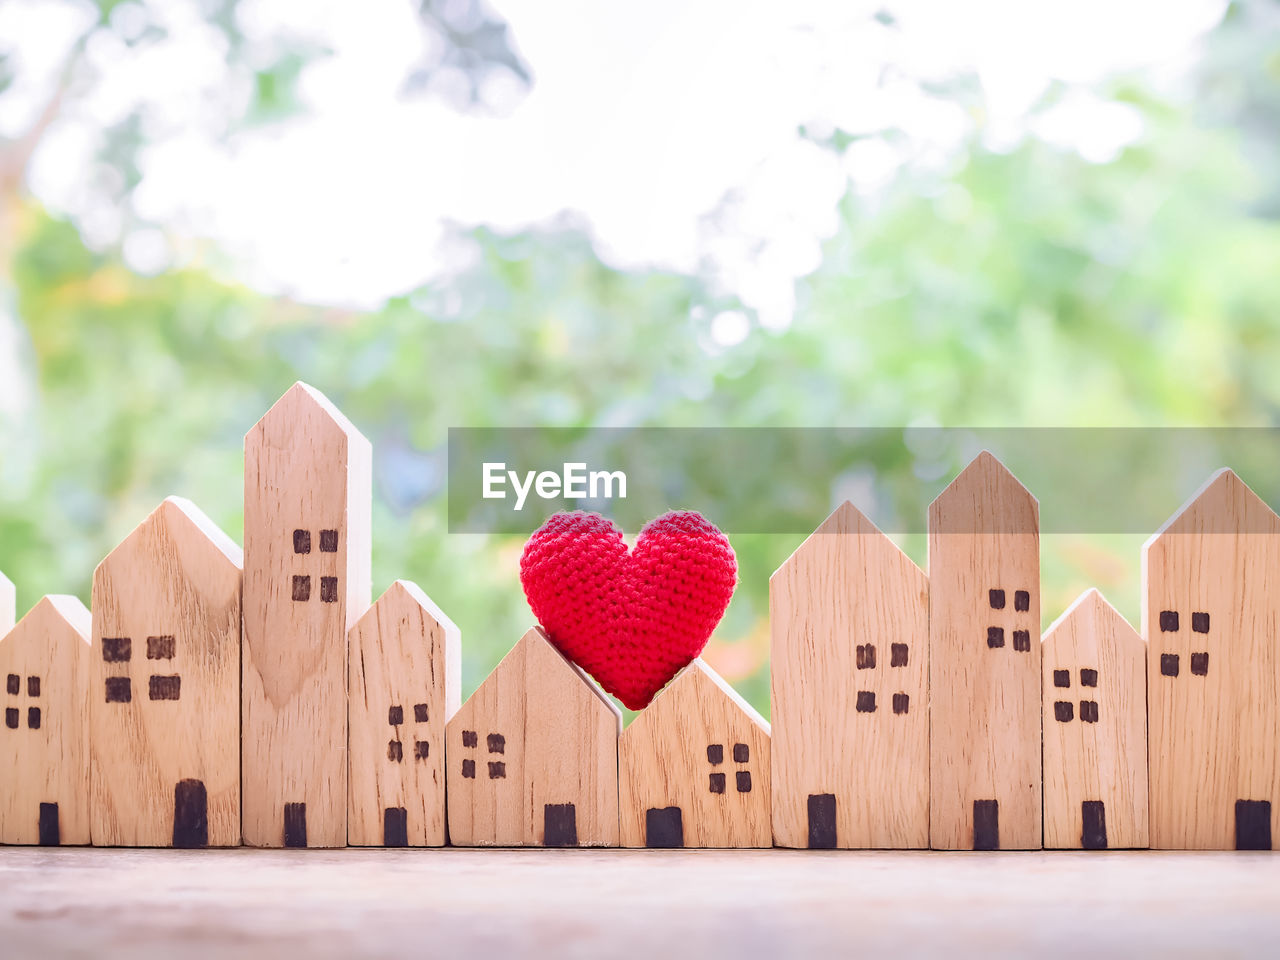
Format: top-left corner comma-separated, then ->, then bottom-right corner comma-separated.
519,511 -> 737,710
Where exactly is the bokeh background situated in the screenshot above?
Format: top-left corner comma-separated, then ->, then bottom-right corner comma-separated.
1,0 -> 1278,714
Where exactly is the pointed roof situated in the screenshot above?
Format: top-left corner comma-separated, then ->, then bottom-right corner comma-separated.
929,450 -> 1039,535
1,594 -> 91,651
97,496 -> 243,581
246,381 -> 370,451
353,579 -> 459,638
1144,468 -> 1280,550
771,500 -> 925,586
1042,588 -> 1141,652
626,658 -> 769,739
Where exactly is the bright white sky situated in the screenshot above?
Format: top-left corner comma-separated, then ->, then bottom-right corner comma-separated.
1,0 -> 1228,333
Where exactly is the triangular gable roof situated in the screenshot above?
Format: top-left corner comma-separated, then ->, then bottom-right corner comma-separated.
1042,588 -> 1141,652
771,499 -> 924,587
929,450 -> 1039,535
246,381 -> 369,449
626,658 -> 769,739
0,594 -> 91,652
353,579 -> 459,639
1143,468 -> 1280,551
97,496 -> 243,580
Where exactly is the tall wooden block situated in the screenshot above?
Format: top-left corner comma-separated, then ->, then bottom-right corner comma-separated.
929,451 -> 1042,850
446,627 -> 620,847
1144,469 -> 1280,850
91,497 -> 243,847
243,382 -> 372,848
619,659 -> 770,848
0,570 -> 14,635
349,580 -> 460,847
0,596 -> 91,845
770,501 -> 929,849
1042,589 -> 1148,850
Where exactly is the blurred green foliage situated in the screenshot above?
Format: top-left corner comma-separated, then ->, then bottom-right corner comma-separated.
2,2 -> 1280,717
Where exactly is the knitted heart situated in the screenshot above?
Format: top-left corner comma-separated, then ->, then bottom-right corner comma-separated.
519,510 -> 737,710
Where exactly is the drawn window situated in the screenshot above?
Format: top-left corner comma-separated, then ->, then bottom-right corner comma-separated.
488,761 -> 506,779
487,733 -> 505,754
320,577 -> 339,603
987,627 -> 1005,649
388,740 -> 403,762
1191,652 -> 1209,676
26,676 -> 39,697
1160,653 -> 1180,677
27,707 -> 40,729
1159,610 -> 1179,632
736,771 -> 752,793
1054,701 -> 1074,723
1012,630 -> 1031,652
6,674 -> 18,695
461,759 -> 475,778
1080,669 -> 1097,687
1014,590 -> 1030,612
1191,612 -> 1209,633
102,637 -> 132,662
709,773 -> 726,794
856,691 -> 876,713
856,644 -> 876,669
733,743 -> 749,763
5,708 -> 16,728
292,576 -> 311,602
415,741 -> 429,760
147,636 -> 175,660
388,705 -> 403,725
707,744 -> 724,764
319,530 -> 339,552
462,730 -> 478,748
413,703 -> 429,723
293,529 -> 311,554
149,675 -> 181,701
1053,670 -> 1070,688
893,693 -> 910,715
890,643 -> 908,667
1080,701 -> 1099,723
989,589 -> 1005,609
105,677 -> 132,703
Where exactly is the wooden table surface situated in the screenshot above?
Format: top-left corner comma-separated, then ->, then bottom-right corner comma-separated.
1,848 -> 1278,959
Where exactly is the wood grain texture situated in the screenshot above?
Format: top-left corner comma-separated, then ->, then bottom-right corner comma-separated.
619,659 -> 770,848
0,595 -> 91,845
770,501 -> 929,848
0,570 -> 13,635
446,627 -> 620,846
90,497 -> 243,847
929,451 -> 1042,850
1143,468 -> 1280,850
1042,589 -> 1148,849
243,382 -> 372,848
348,580 -> 460,846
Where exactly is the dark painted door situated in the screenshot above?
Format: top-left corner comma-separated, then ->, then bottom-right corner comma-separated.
543,803 -> 578,847
173,779 -> 209,848
645,807 -> 684,848
807,793 -> 837,849
1236,800 -> 1272,851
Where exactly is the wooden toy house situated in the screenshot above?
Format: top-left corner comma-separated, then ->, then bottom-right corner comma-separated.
242,382 -> 372,848
446,627 -> 620,847
0,595 -> 91,845
770,501 -> 929,849
348,580 -> 460,847
1144,469 -> 1279,850
929,452 -> 1042,850
90,497 -> 242,847
1042,589 -> 1148,850
619,659 -> 770,848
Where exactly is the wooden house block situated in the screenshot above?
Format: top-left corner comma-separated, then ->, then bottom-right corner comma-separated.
929,451 -> 1042,850
1042,589 -> 1148,850
770,501 -> 929,849
0,570 -> 14,635
243,382 -> 372,848
446,627 -> 620,847
348,580 -> 460,847
0,595 -> 91,845
619,659 -> 770,848
90,497 -> 242,847
1144,469 -> 1280,850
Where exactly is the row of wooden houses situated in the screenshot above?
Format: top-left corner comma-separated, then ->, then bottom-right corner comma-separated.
0,384 -> 1276,850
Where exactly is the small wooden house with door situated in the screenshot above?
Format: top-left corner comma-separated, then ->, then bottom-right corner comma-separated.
929,451 -> 1042,850
446,627 -> 620,847
770,501 -> 929,849
91,497 -> 243,847
348,580 -> 460,847
0,595 -> 91,845
1042,589 -> 1148,850
619,659 -> 770,848
1145,468 -> 1280,850
242,382 -> 372,848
